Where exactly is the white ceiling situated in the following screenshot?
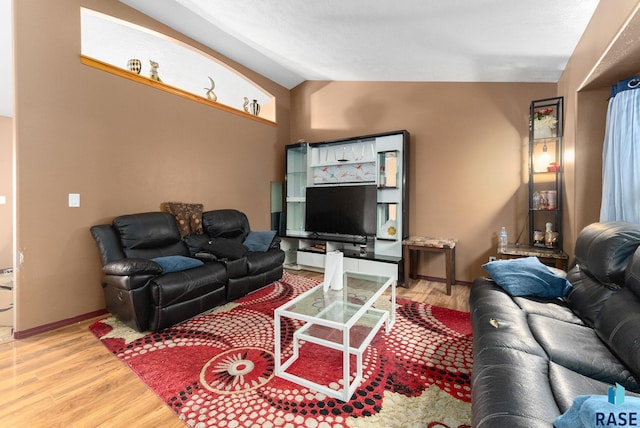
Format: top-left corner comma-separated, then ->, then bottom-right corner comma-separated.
0,0 -> 601,117
120,0 -> 600,88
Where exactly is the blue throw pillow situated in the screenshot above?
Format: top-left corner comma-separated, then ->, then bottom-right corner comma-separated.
150,255 -> 204,273
555,394 -> 640,428
243,230 -> 277,252
482,256 -> 572,298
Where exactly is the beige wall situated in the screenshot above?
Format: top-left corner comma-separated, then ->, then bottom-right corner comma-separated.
0,116 -> 12,269
12,0 -> 291,333
559,0 -> 640,251
290,81 -> 556,282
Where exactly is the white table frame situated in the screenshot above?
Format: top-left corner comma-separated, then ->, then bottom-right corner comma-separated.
274,272 -> 396,402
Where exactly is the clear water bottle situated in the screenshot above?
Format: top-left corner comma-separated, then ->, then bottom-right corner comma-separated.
499,227 -> 508,252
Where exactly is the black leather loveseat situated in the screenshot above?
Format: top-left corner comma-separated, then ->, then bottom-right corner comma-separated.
91,209 -> 284,332
470,222 -> 640,427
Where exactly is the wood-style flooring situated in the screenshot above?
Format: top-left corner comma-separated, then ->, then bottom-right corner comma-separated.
0,270 -> 470,427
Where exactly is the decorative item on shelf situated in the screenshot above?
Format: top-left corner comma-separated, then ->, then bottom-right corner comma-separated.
243,97 -> 260,116
546,190 -> 557,210
533,108 -> 557,138
149,60 -> 162,82
539,191 -> 549,209
204,76 -> 217,102
313,163 -> 375,184
547,162 -> 560,172
532,191 -> 541,209
533,229 -> 544,247
545,222 -> 559,248
127,58 -> 142,74
538,190 -> 557,210
379,219 -> 397,239
534,142 -> 551,172
379,165 -> 386,187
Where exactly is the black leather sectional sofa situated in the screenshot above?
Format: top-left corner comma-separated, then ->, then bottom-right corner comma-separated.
91,209 -> 284,332
470,222 -> 640,427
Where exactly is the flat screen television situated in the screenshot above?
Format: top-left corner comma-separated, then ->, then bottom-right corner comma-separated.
305,185 -> 377,237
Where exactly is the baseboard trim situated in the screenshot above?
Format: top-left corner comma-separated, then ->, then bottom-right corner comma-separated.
13,309 -> 108,339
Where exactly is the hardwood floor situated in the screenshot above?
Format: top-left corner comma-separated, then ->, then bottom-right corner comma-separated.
0,270 -> 470,427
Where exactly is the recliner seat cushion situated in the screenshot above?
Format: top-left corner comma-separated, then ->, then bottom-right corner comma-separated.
470,280 -> 548,358
150,263 -> 227,307
512,296 -> 584,324
528,314 -> 640,390
548,362 -> 623,414
471,347 -> 562,427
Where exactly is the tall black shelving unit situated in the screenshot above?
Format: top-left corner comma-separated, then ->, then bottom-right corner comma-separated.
528,96 -> 564,251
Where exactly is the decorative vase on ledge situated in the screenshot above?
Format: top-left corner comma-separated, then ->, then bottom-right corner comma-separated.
243,97 -> 260,116
127,59 -> 142,74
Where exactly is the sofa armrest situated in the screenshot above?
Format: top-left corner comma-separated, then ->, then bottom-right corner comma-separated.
102,258 -> 162,276
194,252 -> 218,262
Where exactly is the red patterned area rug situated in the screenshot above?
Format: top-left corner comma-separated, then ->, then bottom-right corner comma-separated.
89,272 -> 473,427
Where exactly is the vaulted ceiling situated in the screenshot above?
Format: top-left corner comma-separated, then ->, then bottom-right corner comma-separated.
0,0 -> 601,117
120,0 -> 600,88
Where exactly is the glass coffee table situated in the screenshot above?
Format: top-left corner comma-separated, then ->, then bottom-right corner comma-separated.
274,271 -> 396,402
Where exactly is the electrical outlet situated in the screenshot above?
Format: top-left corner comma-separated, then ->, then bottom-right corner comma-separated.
489,256 -> 497,262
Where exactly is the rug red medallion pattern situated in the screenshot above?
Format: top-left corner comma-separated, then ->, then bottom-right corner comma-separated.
90,273 -> 473,427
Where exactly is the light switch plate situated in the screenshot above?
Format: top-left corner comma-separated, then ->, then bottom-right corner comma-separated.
68,193 -> 80,207
0,195 -> 5,205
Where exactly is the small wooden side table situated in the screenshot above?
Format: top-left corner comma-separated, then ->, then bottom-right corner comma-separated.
403,236 -> 457,295
497,243 -> 569,270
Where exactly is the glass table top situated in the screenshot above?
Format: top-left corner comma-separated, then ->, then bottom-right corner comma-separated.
275,271 -> 394,327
